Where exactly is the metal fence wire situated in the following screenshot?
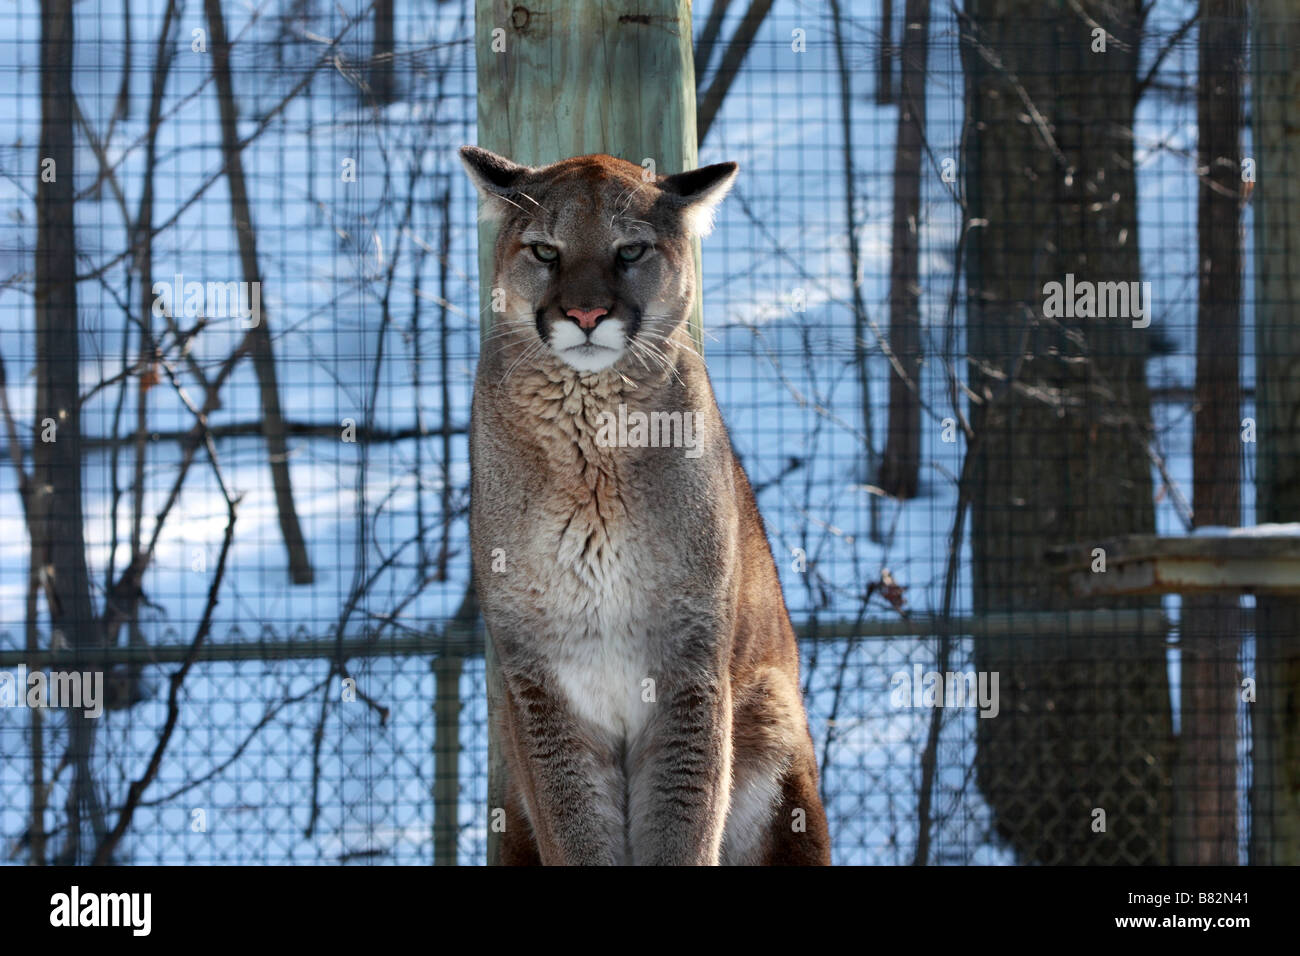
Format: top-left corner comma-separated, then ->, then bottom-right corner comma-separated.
0,0 -> 1294,865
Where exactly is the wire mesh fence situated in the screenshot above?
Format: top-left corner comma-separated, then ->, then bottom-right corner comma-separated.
0,0 -> 1292,865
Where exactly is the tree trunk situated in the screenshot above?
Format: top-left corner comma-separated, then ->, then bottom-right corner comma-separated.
878,0 -> 894,104
35,0 -> 106,864
1251,0 -> 1300,866
962,0 -> 1172,864
371,0 -> 396,104
204,0 -> 314,584
830,0 -> 880,540
1177,0 -> 1244,866
878,0 -> 931,499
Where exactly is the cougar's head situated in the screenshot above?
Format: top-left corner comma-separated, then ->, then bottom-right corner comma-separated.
460,146 -> 737,375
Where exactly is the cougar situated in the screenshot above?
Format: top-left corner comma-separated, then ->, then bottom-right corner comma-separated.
462,146 -> 831,866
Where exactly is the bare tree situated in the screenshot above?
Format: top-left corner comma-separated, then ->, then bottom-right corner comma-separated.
1251,0 -> 1300,866
1178,0 -> 1244,866
113,0 -> 131,123
878,0 -> 931,499
371,0 -> 397,103
92,429 -> 240,867
111,0 -> 183,720
961,0 -> 1172,864
878,0 -> 894,103
5,2 -> 430,864
35,0 -> 108,864
204,0 -> 314,584
694,0 -> 734,78
696,0 -> 775,143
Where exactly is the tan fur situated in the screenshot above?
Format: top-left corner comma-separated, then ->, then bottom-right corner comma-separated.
463,147 -> 830,866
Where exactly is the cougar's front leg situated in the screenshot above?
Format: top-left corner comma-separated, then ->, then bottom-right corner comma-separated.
627,664 -> 733,865
501,668 -> 626,866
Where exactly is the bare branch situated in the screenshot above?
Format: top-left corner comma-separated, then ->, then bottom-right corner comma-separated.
696,0 -> 776,143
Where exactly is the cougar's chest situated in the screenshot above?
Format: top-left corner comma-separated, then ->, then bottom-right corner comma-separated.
499,377 -> 669,742
538,482 -> 658,743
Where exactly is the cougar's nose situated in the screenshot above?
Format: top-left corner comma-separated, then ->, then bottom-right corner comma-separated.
564,307 -> 609,330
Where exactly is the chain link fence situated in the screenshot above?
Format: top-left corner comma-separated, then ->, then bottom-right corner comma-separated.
0,0 -> 1291,864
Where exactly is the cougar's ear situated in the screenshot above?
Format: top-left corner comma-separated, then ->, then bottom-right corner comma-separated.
459,145 -> 531,223
659,161 -> 739,236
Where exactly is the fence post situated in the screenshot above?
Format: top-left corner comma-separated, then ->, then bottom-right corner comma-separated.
433,656 -> 462,865
472,0 -> 702,864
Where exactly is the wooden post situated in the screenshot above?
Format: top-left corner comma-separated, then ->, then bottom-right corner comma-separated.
473,0 -> 702,864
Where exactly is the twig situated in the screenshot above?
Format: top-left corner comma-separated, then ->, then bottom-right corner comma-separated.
74,8 -> 368,284
694,0 -> 735,79
91,406 -> 240,865
697,0 -> 776,142
1135,11 -> 1198,103
915,72 -> 976,864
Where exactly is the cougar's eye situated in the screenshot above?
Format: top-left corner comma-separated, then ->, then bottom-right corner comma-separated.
617,243 -> 647,263
531,243 -> 558,263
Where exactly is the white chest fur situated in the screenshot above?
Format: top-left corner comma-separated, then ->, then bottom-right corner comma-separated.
535,504 -> 657,744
